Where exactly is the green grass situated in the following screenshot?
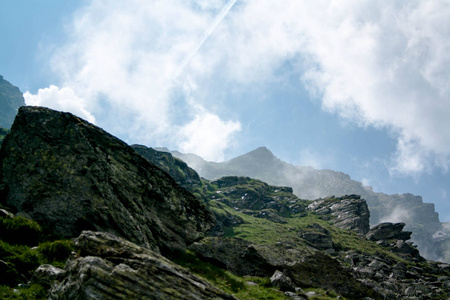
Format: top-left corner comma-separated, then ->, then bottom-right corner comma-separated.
0,284 -> 47,299
209,201 -> 405,264
173,251 -> 289,299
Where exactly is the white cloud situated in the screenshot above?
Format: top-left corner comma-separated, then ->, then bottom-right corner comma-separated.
178,112 -> 241,161
24,85 -> 96,124
26,0 -> 450,171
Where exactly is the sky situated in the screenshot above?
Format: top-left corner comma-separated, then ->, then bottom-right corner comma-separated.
1,1 -> 450,220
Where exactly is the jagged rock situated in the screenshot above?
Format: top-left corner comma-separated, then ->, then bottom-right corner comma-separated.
132,145 -> 202,191
49,231 -> 236,300
0,75 -> 25,128
171,147 -> 445,262
284,253 -> 380,299
0,106 -> 214,255
31,264 -> 64,288
188,237 -> 275,277
270,270 -> 295,292
210,176 -> 304,217
366,222 -> 411,241
308,195 -> 370,235
300,232 -> 332,250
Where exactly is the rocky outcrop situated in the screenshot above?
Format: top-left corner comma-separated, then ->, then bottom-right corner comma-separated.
171,147 -> 444,261
366,222 -> 411,241
307,195 -> 370,235
189,236 -> 379,298
0,75 -> 25,129
132,145 -> 202,192
0,106 -> 214,255
209,176 -> 307,217
49,231 -> 236,300
189,237 -> 276,277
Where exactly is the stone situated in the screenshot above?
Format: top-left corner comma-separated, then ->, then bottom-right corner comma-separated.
188,237 -> 275,277
30,264 -> 64,288
307,196 -> 370,235
0,106 -> 214,255
48,231 -> 236,300
365,222 -> 411,241
270,270 -> 295,292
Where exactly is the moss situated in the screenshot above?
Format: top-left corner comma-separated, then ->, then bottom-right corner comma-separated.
37,240 -> 75,268
0,241 -> 40,286
0,216 -> 42,246
0,283 -> 47,299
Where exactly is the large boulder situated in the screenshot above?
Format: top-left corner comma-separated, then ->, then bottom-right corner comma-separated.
308,195 -> 370,235
366,222 -> 411,241
49,231 -> 236,300
0,106 -> 214,255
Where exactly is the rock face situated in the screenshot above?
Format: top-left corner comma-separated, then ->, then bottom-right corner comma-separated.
189,237 -> 379,299
0,75 -> 25,128
170,147 -> 444,261
49,231 -> 236,300
307,195 -> 370,235
0,106 -> 214,255
132,145 -> 202,191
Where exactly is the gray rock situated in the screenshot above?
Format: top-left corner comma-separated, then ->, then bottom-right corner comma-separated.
0,106 -> 214,255
366,222 -> 411,241
270,270 -> 295,292
31,264 -> 64,288
308,195 -> 370,235
49,231 -> 236,300
188,237 -> 275,277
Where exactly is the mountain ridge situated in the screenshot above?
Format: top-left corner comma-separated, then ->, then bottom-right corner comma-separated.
168,147 -> 446,262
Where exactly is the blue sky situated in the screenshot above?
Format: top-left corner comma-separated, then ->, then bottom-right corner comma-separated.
1,1 -> 450,221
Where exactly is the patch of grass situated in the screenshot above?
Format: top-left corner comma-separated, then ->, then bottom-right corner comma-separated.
0,283 -> 47,299
173,251 -> 288,299
0,240 -> 40,286
37,240 -> 74,268
0,216 -> 42,246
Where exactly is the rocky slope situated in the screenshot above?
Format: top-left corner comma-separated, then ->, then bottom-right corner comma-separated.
1,107 -> 450,299
0,75 -> 25,128
0,106 -> 214,255
170,147 -> 445,262
47,231 -> 236,299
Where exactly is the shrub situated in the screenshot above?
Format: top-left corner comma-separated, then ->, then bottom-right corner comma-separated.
0,216 -> 42,246
38,240 -> 74,268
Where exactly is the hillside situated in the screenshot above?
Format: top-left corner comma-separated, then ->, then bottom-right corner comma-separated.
170,147 -> 446,262
1,107 -> 449,298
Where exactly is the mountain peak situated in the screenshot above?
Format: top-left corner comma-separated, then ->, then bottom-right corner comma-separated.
240,146 -> 275,161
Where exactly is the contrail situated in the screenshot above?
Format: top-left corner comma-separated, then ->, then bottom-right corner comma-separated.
177,0 -> 238,76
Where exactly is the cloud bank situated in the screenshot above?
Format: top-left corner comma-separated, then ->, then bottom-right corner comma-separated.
26,0 -> 450,172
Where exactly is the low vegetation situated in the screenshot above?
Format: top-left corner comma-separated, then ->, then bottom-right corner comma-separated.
0,215 -> 74,299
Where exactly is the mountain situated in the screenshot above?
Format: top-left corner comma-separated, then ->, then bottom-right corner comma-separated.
1,107 -> 449,299
0,75 -> 25,129
170,147 -> 446,262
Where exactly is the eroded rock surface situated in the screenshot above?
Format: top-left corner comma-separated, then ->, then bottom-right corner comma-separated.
308,195 -> 370,235
49,231 -> 236,300
0,106 -> 214,254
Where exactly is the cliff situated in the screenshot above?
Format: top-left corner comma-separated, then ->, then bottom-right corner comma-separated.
0,75 -> 25,129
